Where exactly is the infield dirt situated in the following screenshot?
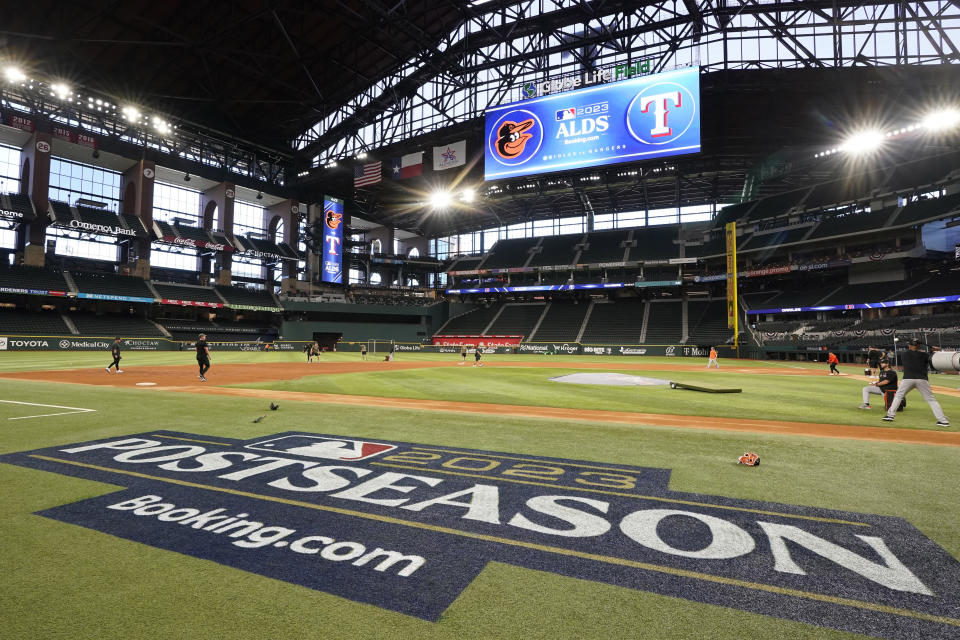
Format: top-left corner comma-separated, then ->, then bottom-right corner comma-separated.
3,361 -> 957,447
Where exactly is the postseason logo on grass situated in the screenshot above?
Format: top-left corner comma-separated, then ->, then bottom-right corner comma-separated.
2,432 -> 960,638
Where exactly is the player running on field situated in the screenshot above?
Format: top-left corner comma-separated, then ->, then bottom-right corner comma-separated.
706,346 -> 719,369
828,350 -> 840,375
473,345 -> 484,367
308,341 -> 320,363
105,337 -> 123,374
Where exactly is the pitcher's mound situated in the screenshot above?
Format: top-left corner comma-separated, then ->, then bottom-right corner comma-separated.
549,372 -> 670,386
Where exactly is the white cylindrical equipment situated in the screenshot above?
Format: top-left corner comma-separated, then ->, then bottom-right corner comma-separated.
931,351 -> 960,372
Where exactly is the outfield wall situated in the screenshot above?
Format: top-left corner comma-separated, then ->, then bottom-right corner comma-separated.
0,336 -> 312,352
0,335 -> 752,357
333,342 -> 747,358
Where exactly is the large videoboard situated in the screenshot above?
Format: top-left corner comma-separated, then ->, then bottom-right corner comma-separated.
484,67 -> 700,181
321,195 -> 344,284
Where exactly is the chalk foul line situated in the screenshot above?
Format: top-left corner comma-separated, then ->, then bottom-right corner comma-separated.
0,400 -> 96,421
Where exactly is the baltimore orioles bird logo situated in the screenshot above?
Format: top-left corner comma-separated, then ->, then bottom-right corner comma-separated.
325,208 -> 343,230
495,118 -> 535,159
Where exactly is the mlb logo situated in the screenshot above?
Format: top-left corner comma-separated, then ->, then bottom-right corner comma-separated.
555,108 -> 575,121
245,435 -> 397,461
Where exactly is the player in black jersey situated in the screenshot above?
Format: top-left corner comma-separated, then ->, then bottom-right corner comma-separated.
105,338 -> 123,374
196,333 -> 211,382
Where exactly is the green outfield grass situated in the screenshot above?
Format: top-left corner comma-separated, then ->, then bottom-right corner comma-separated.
234,357 -> 960,431
0,351 -> 958,639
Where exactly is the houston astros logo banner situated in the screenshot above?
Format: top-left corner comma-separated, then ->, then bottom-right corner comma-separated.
483,67 -> 701,180
321,196 -> 344,284
2,431 -> 959,638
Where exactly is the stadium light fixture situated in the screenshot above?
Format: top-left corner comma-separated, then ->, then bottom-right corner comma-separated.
152,116 -> 171,134
429,190 -> 452,209
921,108 -> 960,132
50,83 -> 70,99
122,106 -> 140,121
840,130 -> 885,155
356,152 -> 367,159
4,66 -> 25,82
460,188 -> 475,203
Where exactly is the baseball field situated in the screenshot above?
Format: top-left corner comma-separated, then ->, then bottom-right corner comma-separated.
1,350 -> 958,639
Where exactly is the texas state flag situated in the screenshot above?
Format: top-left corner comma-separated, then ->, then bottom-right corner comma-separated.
391,151 -> 423,179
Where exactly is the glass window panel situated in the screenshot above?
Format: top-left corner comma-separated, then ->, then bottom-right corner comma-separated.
648,207 -> 678,226
55,236 -> 118,261
558,216 -> 584,234
49,157 -> 121,210
0,144 -> 22,193
231,260 -> 264,279
532,219 -> 554,236
153,181 -> 202,225
593,213 -> 615,230
483,227 -> 503,250
150,248 -> 199,271
617,210 -> 645,228
506,222 -> 526,239
0,227 -> 18,250
234,200 -> 267,236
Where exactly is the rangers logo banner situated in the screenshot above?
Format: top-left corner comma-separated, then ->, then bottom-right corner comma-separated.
484,67 -> 700,180
321,196 -> 344,284
2,431 -> 960,638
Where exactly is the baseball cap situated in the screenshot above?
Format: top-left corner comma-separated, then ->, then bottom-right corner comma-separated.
909,338 -> 923,346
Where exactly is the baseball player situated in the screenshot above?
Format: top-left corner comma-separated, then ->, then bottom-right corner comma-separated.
705,346 -> 719,369
360,343 -> 368,360
883,339 -> 949,426
828,350 -> 840,375
473,345 -> 484,367
459,344 -> 467,365
308,341 -> 320,363
105,337 -> 123,374
858,359 -> 897,409
866,346 -> 883,377
196,333 -> 211,382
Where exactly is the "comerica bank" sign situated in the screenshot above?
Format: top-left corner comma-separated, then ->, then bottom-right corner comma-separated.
68,219 -> 135,236
2,432 -> 958,637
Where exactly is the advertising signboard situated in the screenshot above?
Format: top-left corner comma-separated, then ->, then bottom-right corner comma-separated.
484,67 -> 700,180
322,196 -> 344,284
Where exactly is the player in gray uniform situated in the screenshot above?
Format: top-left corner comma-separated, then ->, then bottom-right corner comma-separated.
883,339 -> 949,426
